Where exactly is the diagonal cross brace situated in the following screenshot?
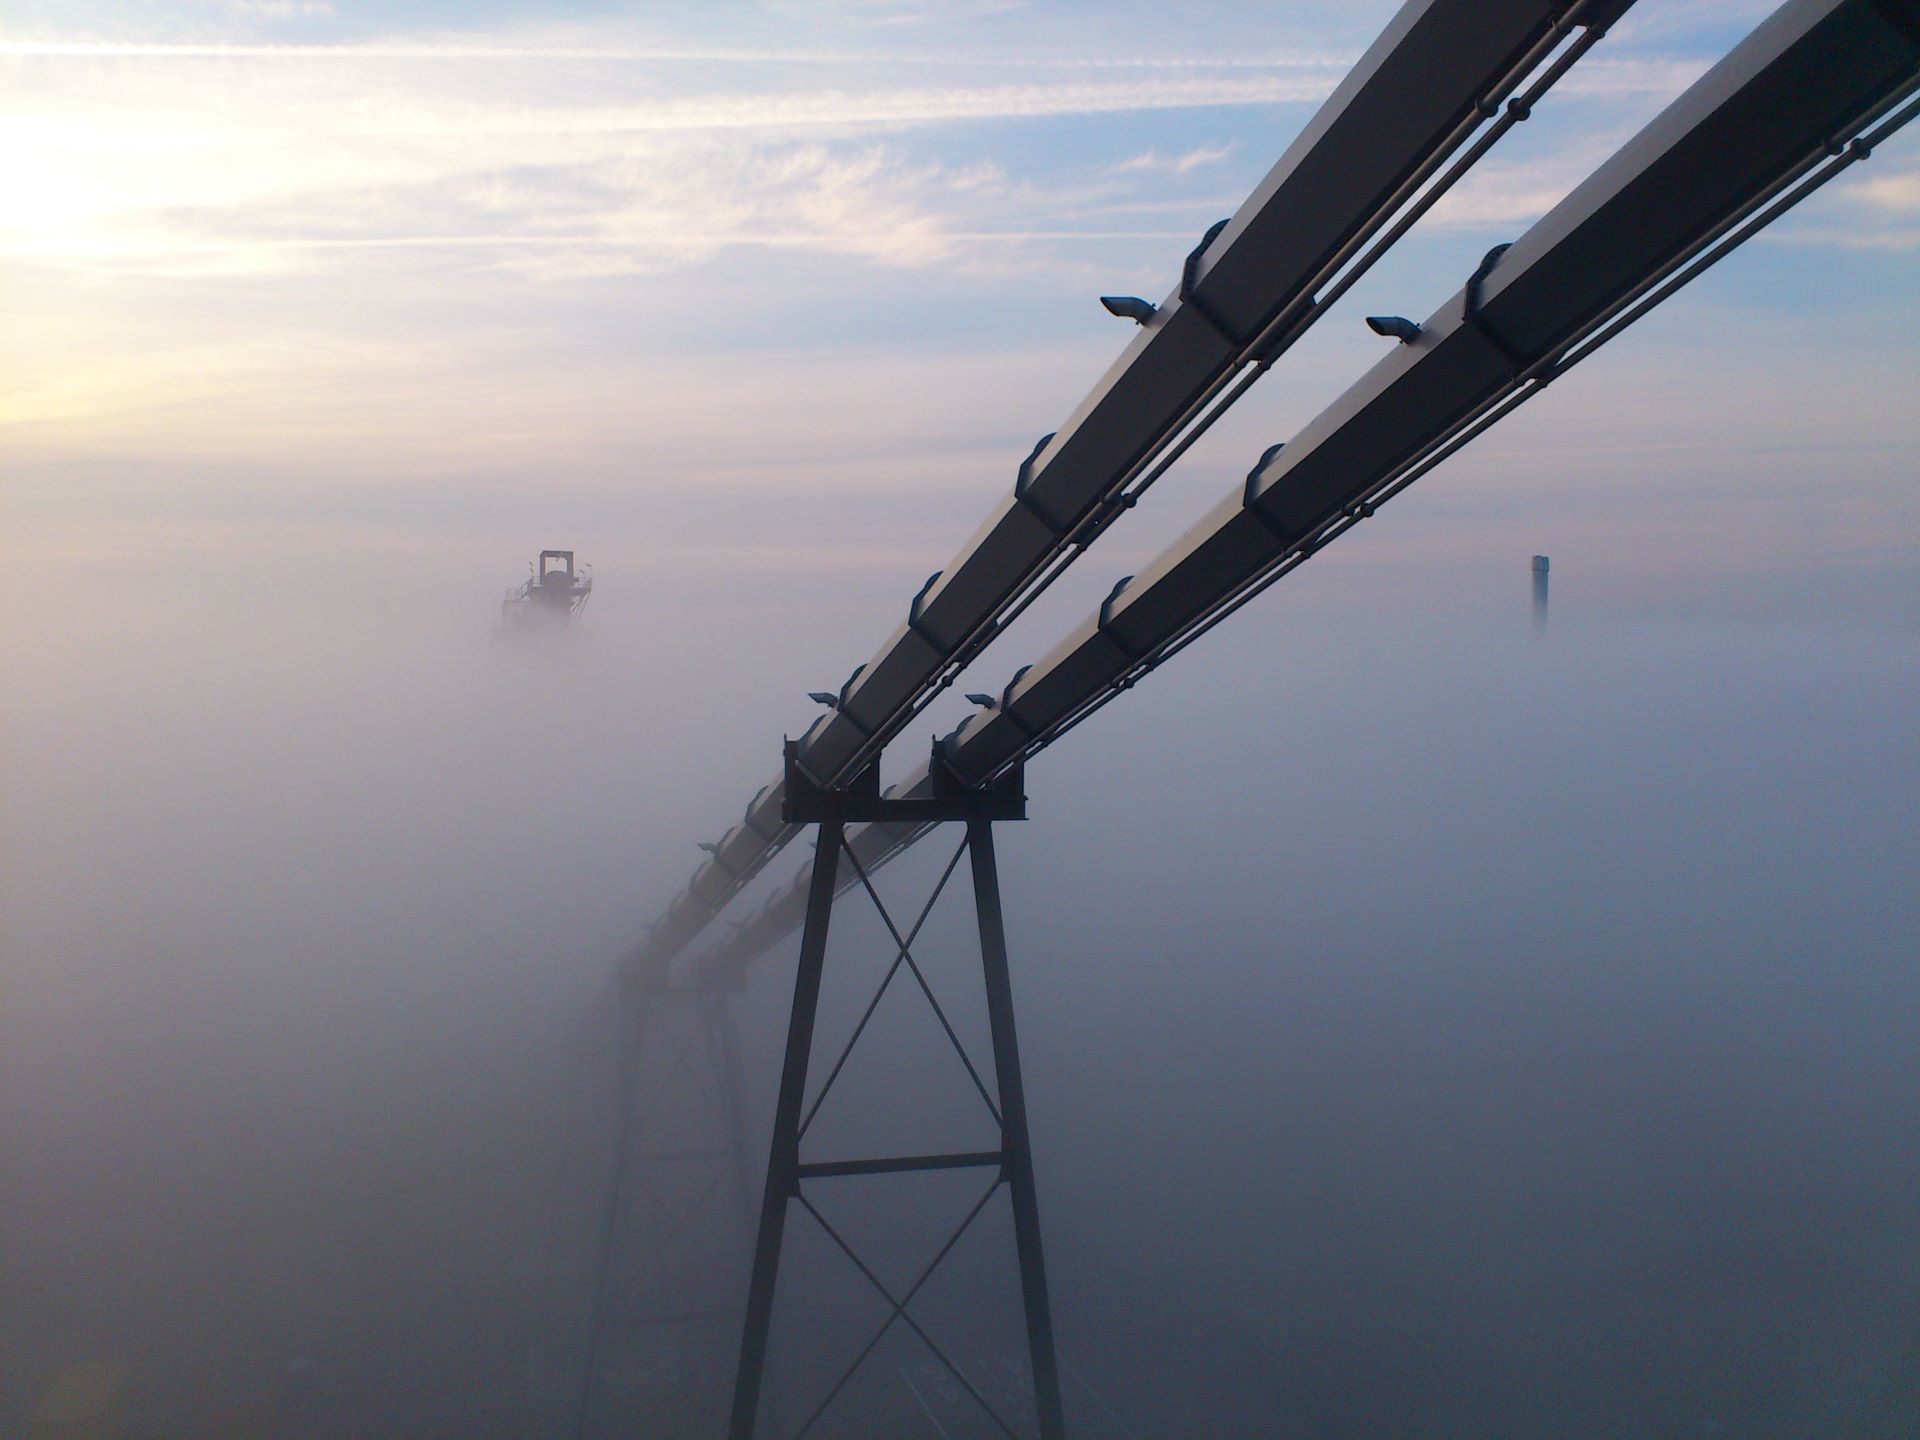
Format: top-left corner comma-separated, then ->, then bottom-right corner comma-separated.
798,834 -> 974,1141
841,838 -> 1004,1131
792,1181 -> 1019,1440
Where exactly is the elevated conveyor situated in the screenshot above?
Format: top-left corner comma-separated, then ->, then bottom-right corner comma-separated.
633,0 -> 1643,981
694,0 -> 1920,983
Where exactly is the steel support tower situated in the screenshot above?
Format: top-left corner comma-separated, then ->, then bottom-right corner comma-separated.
727,742 -> 1063,1440
575,979 -> 756,1438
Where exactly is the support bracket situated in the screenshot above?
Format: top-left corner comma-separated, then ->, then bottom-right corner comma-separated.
781,738 -> 1026,825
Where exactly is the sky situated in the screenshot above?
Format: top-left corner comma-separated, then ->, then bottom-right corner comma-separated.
2,2 -> 1918,1436
5,0 -> 1918,633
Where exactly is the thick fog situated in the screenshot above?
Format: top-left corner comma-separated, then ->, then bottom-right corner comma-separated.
5,484 -> 1916,1436
5,1 -> 1920,1433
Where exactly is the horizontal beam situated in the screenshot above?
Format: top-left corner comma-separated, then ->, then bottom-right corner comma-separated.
781,740 -> 1025,824
784,794 -> 1025,825
796,1151 -> 1005,1181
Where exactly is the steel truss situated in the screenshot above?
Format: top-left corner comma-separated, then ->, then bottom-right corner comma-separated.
633,0 -> 1643,982
575,981 -> 756,1438
696,0 -> 1920,981
728,742 -> 1062,1440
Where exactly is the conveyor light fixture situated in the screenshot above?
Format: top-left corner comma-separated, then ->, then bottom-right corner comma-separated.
1365,315 -> 1422,343
1099,295 -> 1157,325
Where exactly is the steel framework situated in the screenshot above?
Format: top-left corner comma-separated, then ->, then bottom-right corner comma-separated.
632,0 -> 1644,983
575,1 -> 1920,1429
575,982 -> 755,1438
695,0 -> 1920,980
727,743 -> 1061,1440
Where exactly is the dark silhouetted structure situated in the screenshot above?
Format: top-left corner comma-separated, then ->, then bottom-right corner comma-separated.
502,550 -> 592,630
727,741 -> 1063,1440
568,0 -> 1920,1431
574,981 -> 753,1439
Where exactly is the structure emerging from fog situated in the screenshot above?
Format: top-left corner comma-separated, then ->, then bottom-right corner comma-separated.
637,0 -> 1920,989
501,549 -> 592,631
586,2 -> 1920,1435
1534,555 -> 1550,632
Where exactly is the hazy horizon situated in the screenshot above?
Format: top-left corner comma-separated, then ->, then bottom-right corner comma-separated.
4,1 -> 1918,1435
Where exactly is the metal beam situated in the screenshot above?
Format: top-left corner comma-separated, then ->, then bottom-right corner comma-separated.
633,0 -> 1638,979
794,1151 -> 1005,1180
727,821 -> 843,1440
944,0 -> 1920,784
695,0 -> 1920,980
970,817 -> 1065,1440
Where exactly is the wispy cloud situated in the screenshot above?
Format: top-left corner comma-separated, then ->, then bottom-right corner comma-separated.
1424,142 -> 1634,230
2,26 -> 1711,284
1605,0 -> 1778,45
1851,167 -> 1920,215
0,125 -> 1019,278
1556,55 -> 1708,96
0,0 -> 1908,689
0,37 -> 1355,67
0,42 -> 1337,280
218,0 -> 336,18
312,75 -> 1348,136
1761,165 -> 1920,251
1111,143 -> 1235,175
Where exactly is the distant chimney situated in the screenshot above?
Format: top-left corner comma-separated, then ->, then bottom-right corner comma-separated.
1531,555 -> 1549,633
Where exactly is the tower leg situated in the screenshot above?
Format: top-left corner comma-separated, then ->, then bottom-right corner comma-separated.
968,819 -> 1066,1440
710,991 -> 757,1231
573,990 -> 647,1440
728,821 -> 844,1440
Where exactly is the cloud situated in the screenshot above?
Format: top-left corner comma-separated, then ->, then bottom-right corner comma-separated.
1605,0 -> 1778,45
1554,55 -> 1709,96
1110,143 -> 1235,175
218,0 -> 336,18
0,37 -> 1351,67
0,327 -> 412,431
1424,145 -> 1630,230
1767,225 -> 1920,253
1755,165 -> 1920,251
0,11 -> 1726,285
0,40 -> 1338,281
312,74 -> 1344,138
1850,167 -> 1920,215
0,130 -> 1025,279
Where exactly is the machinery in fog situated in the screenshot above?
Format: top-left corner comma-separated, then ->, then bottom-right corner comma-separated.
501,550 -> 592,631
